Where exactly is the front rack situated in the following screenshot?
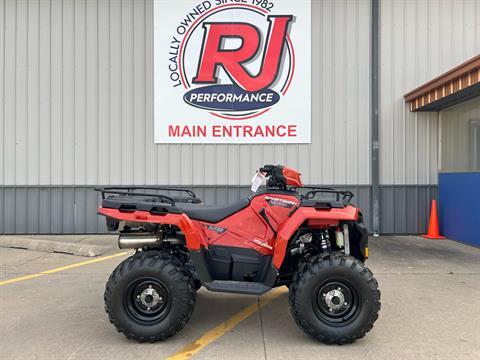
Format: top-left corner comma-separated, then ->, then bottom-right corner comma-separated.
95,187 -> 200,205
291,186 -> 354,202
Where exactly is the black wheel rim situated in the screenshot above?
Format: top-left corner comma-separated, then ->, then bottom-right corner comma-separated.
124,277 -> 170,325
313,279 -> 361,326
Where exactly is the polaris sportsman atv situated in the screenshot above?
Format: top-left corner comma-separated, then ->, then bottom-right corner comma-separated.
97,165 -> 380,344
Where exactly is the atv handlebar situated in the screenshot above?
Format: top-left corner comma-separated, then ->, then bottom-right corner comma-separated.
259,165 -> 276,175
258,165 -> 354,202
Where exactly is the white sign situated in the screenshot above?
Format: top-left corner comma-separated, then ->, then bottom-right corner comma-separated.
154,0 -> 311,143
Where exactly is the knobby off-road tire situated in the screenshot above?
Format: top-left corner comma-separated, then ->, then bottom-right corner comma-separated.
104,251 -> 196,342
289,252 -> 380,344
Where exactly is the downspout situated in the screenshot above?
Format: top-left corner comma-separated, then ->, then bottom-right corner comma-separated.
371,0 -> 380,235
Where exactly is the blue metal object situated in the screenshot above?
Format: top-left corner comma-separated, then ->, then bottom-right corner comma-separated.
438,172 -> 480,247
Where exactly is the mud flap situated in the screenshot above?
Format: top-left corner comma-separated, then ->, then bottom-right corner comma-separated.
351,222 -> 369,260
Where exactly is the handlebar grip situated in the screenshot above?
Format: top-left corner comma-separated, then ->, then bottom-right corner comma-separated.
260,165 -> 275,173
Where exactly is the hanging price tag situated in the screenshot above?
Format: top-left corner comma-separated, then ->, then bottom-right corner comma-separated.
251,171 -> 266,192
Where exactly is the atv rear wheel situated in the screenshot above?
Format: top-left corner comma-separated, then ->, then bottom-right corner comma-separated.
289,252 -> 380,344
104,251 -> 196,342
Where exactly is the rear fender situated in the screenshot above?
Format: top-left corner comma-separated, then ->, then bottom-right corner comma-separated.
98,207 -> 203,250
272,205 -> 359,269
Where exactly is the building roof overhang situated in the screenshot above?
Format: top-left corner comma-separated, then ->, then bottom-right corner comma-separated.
404,55 -> 480,112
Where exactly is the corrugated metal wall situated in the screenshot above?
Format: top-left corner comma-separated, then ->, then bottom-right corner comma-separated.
379,0 -> 480,185
0,183 -> 438,234
0,0 -> 474,234
0,185 -> 373,233
0,0 -> 371,187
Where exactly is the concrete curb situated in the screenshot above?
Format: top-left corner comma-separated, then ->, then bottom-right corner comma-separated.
0,237 -> 112,257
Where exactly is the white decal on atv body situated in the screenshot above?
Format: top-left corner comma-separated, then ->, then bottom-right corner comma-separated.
205,225 -> 227,234
251,239 -> 273,250
265,196 -> 296,208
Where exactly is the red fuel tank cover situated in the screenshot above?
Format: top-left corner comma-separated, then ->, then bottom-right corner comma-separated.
282,166 -> 303,187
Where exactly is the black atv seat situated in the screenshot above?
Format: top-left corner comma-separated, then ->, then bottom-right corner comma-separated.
176,198 -> 250,223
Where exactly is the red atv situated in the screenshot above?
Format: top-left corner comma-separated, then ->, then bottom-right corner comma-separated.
97,165 -> 380,344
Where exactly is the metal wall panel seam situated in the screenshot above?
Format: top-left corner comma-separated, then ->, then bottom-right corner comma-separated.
0,0 -> 5,186
16,0 -> 27,185
5,0 -> 16,186
371,0 -> 380,234
354,0 -> 360,184
39,0 -> 51,185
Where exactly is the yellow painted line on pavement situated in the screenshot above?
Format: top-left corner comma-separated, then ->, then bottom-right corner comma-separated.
0,251 -> 129,286
167,286 -> 288,360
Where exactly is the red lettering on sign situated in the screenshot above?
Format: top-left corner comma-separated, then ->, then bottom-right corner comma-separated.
168,125 -> 207,137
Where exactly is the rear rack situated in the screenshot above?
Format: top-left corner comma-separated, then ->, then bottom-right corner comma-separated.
95,187 -> 201,206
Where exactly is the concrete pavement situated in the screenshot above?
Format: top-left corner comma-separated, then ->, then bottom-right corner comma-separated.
0,236 -> 479,360
0,235 -> 118,257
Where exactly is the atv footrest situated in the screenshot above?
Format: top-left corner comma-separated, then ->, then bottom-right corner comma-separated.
203,280 -> 271,295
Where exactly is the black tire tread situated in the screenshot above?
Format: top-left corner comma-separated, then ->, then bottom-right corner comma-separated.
289,252 -> 381,345
104,251 -> 196,342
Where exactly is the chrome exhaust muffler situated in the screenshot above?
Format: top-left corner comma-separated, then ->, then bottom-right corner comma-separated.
118,233 -> 161,249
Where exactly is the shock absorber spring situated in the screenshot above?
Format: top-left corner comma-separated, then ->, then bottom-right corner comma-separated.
319,230 -> 331,252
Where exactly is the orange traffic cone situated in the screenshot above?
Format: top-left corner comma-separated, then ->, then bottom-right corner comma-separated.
422,200 -> 445,239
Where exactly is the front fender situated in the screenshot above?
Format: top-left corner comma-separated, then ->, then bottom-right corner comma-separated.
272,205 -> 359,269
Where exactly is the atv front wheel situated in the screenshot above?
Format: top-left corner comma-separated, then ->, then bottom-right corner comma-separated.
289,253 -> 380,344
104,251 -> 196,342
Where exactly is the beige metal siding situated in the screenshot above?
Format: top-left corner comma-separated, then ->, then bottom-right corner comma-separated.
380,0 -> 480,185
0,0 -> 371,187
